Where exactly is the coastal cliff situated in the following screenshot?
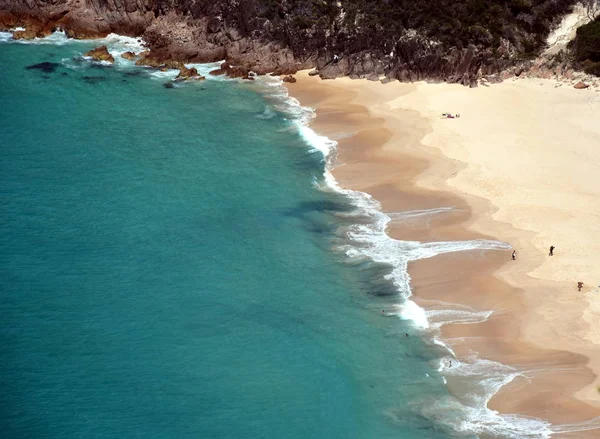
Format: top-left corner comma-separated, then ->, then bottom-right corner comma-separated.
0,0 -> 590,84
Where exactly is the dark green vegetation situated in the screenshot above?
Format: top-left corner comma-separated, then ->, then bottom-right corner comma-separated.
208,0 -> 578,78
569,16 -> 600,75
286,0 -> 574,54
193,0 -> 578,81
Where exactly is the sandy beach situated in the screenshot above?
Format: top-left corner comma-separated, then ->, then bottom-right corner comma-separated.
285,72 -> 600,435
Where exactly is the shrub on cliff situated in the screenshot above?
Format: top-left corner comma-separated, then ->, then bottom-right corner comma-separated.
569,16 -> 600,76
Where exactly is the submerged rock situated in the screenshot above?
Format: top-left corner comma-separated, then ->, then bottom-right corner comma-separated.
163,82 -> 174,89
25,62 -> 60,73
124,70 -> 146,77
84,46 -> 114,64
89,63 -> 111,70
82,76 -> 105,84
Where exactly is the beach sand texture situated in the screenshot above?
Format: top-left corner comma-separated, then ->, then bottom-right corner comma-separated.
286,72 -> 600,435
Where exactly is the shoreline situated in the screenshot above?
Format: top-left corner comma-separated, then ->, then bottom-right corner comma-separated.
4,30 -> 599,434
285,71 -> 600,435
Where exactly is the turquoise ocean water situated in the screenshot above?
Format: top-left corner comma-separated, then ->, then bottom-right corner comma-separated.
0,33 -> 559,439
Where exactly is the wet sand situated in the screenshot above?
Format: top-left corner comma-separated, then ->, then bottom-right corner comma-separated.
285,72 -> 600,436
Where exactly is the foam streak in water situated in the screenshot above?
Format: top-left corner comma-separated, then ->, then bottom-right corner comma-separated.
387,206 -> 458,221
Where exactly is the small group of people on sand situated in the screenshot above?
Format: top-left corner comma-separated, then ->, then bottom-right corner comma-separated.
442,112 -> 460,119
512,245 -> 586,291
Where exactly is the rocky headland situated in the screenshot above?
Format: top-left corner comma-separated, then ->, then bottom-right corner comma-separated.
1,0 -> 598,85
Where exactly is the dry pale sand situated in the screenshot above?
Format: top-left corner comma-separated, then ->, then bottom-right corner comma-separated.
399,78 -> 600,404
285,71 -> 600,435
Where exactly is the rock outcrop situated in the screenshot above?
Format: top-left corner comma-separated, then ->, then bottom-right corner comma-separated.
0,0 -> 585,84
135,54 -> 182,70
13,28 -> 43,39
175,66 -> 204,80
84,46 -> 114,63
121,51 -> 136,61
209,62 -> 253,80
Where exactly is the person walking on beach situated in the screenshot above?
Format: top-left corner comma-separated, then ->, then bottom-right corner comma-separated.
512,250 -> 516,260
549,245 -> 555,256
578,282 -> 584,291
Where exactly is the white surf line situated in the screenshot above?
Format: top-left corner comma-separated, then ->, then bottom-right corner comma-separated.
1,30 -> 146,51
426,308 -> 494,330
5,30 -> 229,84
387,206 -> 460,221
550,417 -> 600,435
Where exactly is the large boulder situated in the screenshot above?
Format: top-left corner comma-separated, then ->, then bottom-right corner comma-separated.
84,46 -> 115,63
13,29 -> 41,40
10,17 -> 54,40
318,57 -> 350,79
282,75 -> 296,83
228,65 -> 252,80
121,51 -> 137,61
175,66 -> 205,80
209,62 -> 230,76
574,81 -> 589,89
209,62 -> 253,80
135,52 -> 182,69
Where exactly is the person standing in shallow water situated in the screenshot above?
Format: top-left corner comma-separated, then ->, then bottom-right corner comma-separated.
549,245 -> 555,256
